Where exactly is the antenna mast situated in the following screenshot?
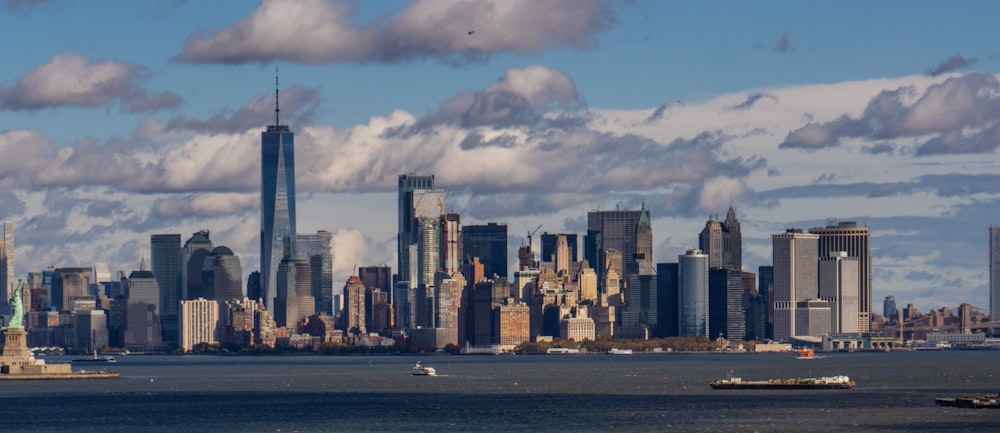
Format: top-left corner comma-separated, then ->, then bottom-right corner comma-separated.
274,66 -> 280,127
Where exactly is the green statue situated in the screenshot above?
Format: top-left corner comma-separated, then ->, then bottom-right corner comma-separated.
9,278 -> 23,329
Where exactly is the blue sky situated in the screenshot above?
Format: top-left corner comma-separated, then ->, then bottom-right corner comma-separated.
2,0 -> 1000,314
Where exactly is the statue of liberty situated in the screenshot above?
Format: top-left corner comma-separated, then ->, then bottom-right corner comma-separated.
8,279 -> 24,329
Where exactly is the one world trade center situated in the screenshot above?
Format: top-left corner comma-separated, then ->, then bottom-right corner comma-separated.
261,73 -> 296,309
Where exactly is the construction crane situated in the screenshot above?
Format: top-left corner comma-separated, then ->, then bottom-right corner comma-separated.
527,224 -> 543,250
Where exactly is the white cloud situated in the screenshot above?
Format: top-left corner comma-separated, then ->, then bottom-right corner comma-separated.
177,0 -> 617,64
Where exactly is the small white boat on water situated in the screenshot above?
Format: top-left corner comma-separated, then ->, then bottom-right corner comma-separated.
412,361 -> 436,376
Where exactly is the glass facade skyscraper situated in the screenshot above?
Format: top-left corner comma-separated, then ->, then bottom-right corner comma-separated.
151,233 -> 182,345
679,249 -> 708,337
461,223 -> 508,280
261,112 -> 296,310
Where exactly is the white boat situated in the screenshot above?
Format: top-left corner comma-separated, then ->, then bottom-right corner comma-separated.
412,361 -> 436,376
609,348 -> 633,355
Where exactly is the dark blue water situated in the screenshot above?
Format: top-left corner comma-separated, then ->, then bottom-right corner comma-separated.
1,351 -> 998,432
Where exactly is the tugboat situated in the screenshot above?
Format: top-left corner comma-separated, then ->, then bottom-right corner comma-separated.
412,361 -> 436,376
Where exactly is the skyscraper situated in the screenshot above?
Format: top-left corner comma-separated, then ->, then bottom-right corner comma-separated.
151,233 -> 182,345
462,223 -> 508,280
679,249 -> 708,337
584,203 -> 652,284
819,251 -> 859,333
541,233 -> 578,266
202,246 -> 244,302
809,221 -> 870,332
1,221 -> 12,307
123,258 -> 163,350
297,230 -> 333,314
440,213 -> 462,275
262,77 -> 297,310
397,174 -> 440,329
698,206 -> 742,271
990,226 -> 1000,332
182,230 -> 213,300
772,229 -> 819,342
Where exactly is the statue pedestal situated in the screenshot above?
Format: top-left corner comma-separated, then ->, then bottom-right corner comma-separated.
2,328 -> 72,376
2,328 -> 32,358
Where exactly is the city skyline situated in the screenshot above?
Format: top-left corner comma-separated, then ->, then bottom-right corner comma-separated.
2,1 -> 1000,312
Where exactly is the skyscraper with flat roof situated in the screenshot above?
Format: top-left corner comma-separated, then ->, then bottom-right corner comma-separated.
462,223 -> 508,280
585,204 -> 652,284
261,77 -> 297,311
297,230 -> 333,314
151,233 -> 182,345
990,227 -> 1000,333
772,229 -> 819,342
679,249 -> 708,337
1,221 -> 12,309
809,221 -> 870,332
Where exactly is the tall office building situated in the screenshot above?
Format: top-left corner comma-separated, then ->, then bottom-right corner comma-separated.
262,79 -> 297,311
809,221 -> 870,332
585,204 -> 652,283
698,206 -> 742,271
52,267 -> 92,311
397,174 -> 441,330
343,275 -> 366,335
656,262 -> 679,337
1,221 -> 12,307
182,230 -> 213,300
440,213 -> 462,275
202,246 -> 244,302
709,267 -> 745,340
541,232 -> 578,269
123,258 -> 163,350
462,223 -> 508,280
622,266 -> 657,334
883,295 -> 898,324
772,229 -> 819,342
274,247 -> 313,328
819,251 -> 860,333
297,230 -> 333,314
151,234 -> 182,345
758,265 -> 774,340
990,227 -> 1000,333
679,249 -> 709,337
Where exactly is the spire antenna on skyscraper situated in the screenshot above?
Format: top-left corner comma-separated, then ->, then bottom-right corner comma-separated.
275,66 -> 280,127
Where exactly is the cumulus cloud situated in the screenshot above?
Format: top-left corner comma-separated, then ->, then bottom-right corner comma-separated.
780,72 -> 1000,153
0,52 -> 181,112
151,193 -> 258,220
926,54 -> 977,76
176,0 -> 618,65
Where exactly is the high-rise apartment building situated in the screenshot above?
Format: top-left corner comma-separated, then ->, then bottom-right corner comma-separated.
179,298 -> 220,352
261,82 -> 297,310
461,223 -> 508,280
151,233 -> 182,346
679,249 -> 708,337
440,213 -> 461,275
772,229 -> 819,342
698,207 -> 742,270
297,230 -> 333,314
343,275 -> 366,335
809,221 -> 870,332
585,204 -> 652,284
